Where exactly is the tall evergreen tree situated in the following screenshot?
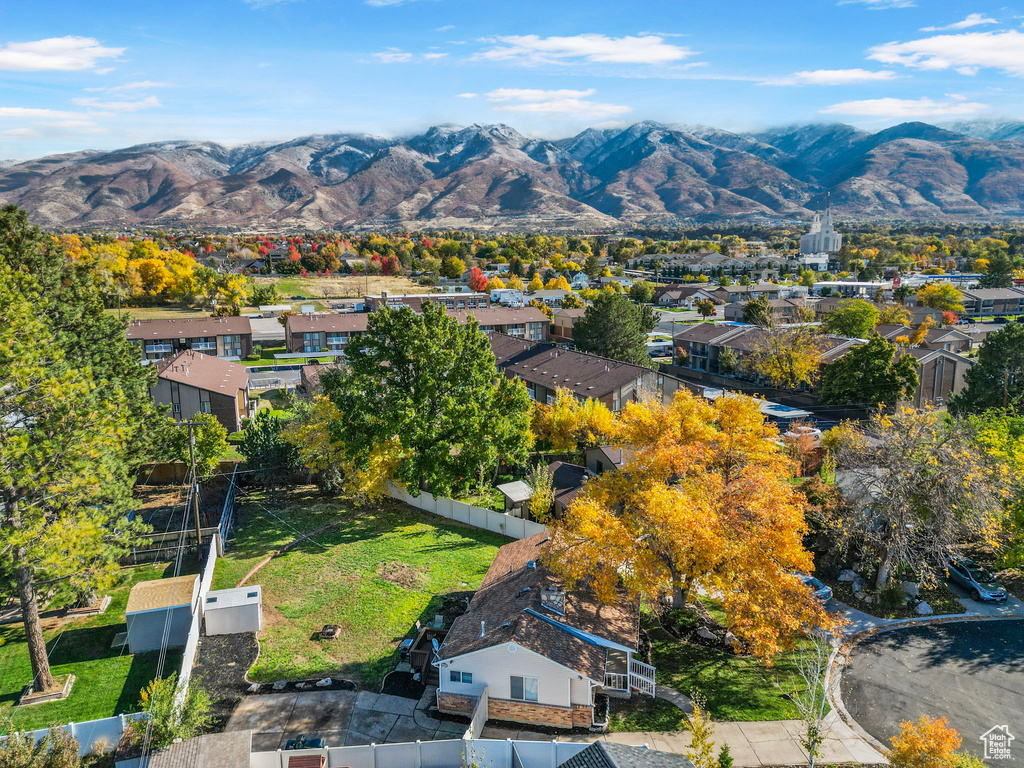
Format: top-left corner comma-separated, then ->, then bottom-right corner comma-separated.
978,251 -> 1017,289
950,323 -> 1024,415
572,291 -> 656,367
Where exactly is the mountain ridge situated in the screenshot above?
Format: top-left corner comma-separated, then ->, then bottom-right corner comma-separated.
2,120 -> 1022,230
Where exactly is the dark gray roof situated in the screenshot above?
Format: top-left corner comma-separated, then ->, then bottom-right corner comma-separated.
127,316 -> 251,340
558,741 -> 696,768
490,334 -> 652,400
148,730 -> 251,768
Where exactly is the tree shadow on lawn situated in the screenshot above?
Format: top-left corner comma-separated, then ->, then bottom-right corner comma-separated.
113,648 -> 182,716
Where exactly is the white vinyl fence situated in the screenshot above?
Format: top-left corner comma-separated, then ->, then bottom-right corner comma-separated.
249,738 -> 589,768
388,486 -> 547,540
5,713 -> 146,759
175,535 -> 219,707
467,689 -> 489,740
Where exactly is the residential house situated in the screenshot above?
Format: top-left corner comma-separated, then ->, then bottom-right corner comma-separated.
435,532 -> 654,730
546,461 -> 593,517
585,445 -> 634,475
723,298 -> 808,324
652,284 -> 719,308
446,307 -> 550,341
874,324 -> 972,354
813,281 -> 890,299
151,351 -> 252,431
567,271 -> 591,290
551,307 -> 588,342
673,322 -> 972,407
527,289 -> 572,307
490,335 -> 660,412
364,292 -> 490,312
285,313 -> 370,353
127,317 -> 253,361
560,742 -> 696,768
598,275 -> 632,289
491,288 -> 526,307
710,283 -> 783,303
957,288 -> 1024,318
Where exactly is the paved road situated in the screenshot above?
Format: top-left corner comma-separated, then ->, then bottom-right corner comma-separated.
842,620 -> 1024,764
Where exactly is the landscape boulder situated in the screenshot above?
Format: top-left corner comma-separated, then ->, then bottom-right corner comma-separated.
901,581 -> 920,599
838,570 -> 858,582
915,601 -> 933,616
697,627 -> 718,642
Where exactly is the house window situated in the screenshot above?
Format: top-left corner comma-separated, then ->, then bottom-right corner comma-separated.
222,334 -> 243,357
302,332 -> 320,353
449,670 -> 473,684
200,401 -> 212,414
172,402 -> 181,416
510,676 -> 538,702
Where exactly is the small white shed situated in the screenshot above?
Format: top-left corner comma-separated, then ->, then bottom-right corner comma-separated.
203,585 -> 262,635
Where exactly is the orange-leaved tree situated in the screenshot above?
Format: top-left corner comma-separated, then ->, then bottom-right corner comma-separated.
531,388 -> 616,455
886,716 -> 961,768
543,389 -> 835,659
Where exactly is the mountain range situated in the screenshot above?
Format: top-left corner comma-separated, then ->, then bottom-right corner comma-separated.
2,119 -> 1023,230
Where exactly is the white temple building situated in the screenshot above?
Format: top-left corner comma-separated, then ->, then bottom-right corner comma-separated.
800,204 -> 843,255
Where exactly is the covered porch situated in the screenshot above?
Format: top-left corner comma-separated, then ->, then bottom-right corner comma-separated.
600,649 -> 656,698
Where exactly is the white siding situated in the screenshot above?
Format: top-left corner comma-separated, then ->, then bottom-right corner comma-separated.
439,644 -> 595,707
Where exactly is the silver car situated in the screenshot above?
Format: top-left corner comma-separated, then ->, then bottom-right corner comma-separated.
947,556 -> 1007,602
800,574 -> 834,604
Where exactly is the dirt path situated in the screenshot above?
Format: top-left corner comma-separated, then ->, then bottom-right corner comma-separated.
235,512 -> 364,588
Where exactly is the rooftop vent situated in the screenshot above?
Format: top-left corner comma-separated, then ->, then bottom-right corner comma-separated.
526,560 -> 537,570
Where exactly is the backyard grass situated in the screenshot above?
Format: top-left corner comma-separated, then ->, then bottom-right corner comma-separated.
212,487 -> 508,687
0,562 -> 183,731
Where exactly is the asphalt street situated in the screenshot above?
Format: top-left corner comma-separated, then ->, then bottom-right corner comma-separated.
841,620 -> 1024,764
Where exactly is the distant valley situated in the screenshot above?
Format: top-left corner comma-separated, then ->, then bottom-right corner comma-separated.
2,119 -> 1023,230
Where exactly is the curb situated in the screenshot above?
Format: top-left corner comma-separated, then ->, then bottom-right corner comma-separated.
827,612 -> 1024,754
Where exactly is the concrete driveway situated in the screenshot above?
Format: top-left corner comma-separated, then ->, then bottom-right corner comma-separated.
946,581 -> 1024,617
225,688 -> 465,751
841,620 -> 1024,765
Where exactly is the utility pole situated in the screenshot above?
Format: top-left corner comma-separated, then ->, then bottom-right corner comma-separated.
179,420 -> 204,560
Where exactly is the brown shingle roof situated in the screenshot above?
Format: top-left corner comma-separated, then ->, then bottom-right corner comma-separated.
490,335 -> 651,400
446,307 -> 549,326
285,313 -> 371,334
672,322 -> 746,345
155,351 -> 249,395
439,532 -> 639,681
127,316 -> 251,340
125,574 -> 198,614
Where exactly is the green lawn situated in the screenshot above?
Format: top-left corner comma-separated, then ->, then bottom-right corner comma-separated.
0,563 -> 183,731
213,488 -> 508,687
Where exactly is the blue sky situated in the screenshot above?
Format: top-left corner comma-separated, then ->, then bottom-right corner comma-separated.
1,0 -> 1022,158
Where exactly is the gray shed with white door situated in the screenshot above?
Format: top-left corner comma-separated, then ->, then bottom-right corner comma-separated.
203,585 -> 262,635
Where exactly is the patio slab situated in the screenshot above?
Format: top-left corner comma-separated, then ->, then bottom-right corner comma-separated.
373,693 -> 418,717
225,694 -> 297,732
249,731 -> 285,753
349,709 -> 399,742
386,715 -> 437,743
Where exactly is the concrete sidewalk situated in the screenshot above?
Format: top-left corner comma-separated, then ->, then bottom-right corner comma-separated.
482,712 -> 886,766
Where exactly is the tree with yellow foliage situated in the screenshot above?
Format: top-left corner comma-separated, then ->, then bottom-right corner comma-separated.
506,275 -> 525,290
545,275 -> 571,291
886,716 -> 961,768
532,388 -> 616,454
486,276 -> 506,291
527,274 -> 544,292
544,390 -> 833,658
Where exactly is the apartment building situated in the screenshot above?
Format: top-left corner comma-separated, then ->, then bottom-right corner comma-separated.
363,292 -> 490,312
150,351 -> 252,432
127,317 -> 253,361
550,308 -> 587,342
285,307 -> 550,352
957,288 -> 1024,318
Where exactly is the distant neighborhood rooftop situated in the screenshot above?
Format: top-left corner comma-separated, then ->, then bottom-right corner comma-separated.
126,316 -> 251,339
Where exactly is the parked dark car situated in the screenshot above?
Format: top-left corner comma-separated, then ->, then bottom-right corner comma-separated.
799,574 -> 834,604
947,556 -> 1008,602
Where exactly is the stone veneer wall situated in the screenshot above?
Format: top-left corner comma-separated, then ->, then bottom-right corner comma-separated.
438,691 -> 594,730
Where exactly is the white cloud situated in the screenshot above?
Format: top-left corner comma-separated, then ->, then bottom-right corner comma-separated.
839,0 -> 915,8
0,107 -> 83,119
71,95 -> 161,112
84,80 -> 175,93
435,25 -> 454,31
820,96 -> 989,117
475,34 -> 694,66
483,87 -> 631,120
763,68 -> 898,85
456,92 -> 478,98
423,52 -> 448,60
371,49 -> 414,63
0,36 -> 124,72
921,13 -> 998,31
869,30 -> 1024,76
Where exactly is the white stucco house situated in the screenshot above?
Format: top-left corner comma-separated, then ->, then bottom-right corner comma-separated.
435,532 -> 655,730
